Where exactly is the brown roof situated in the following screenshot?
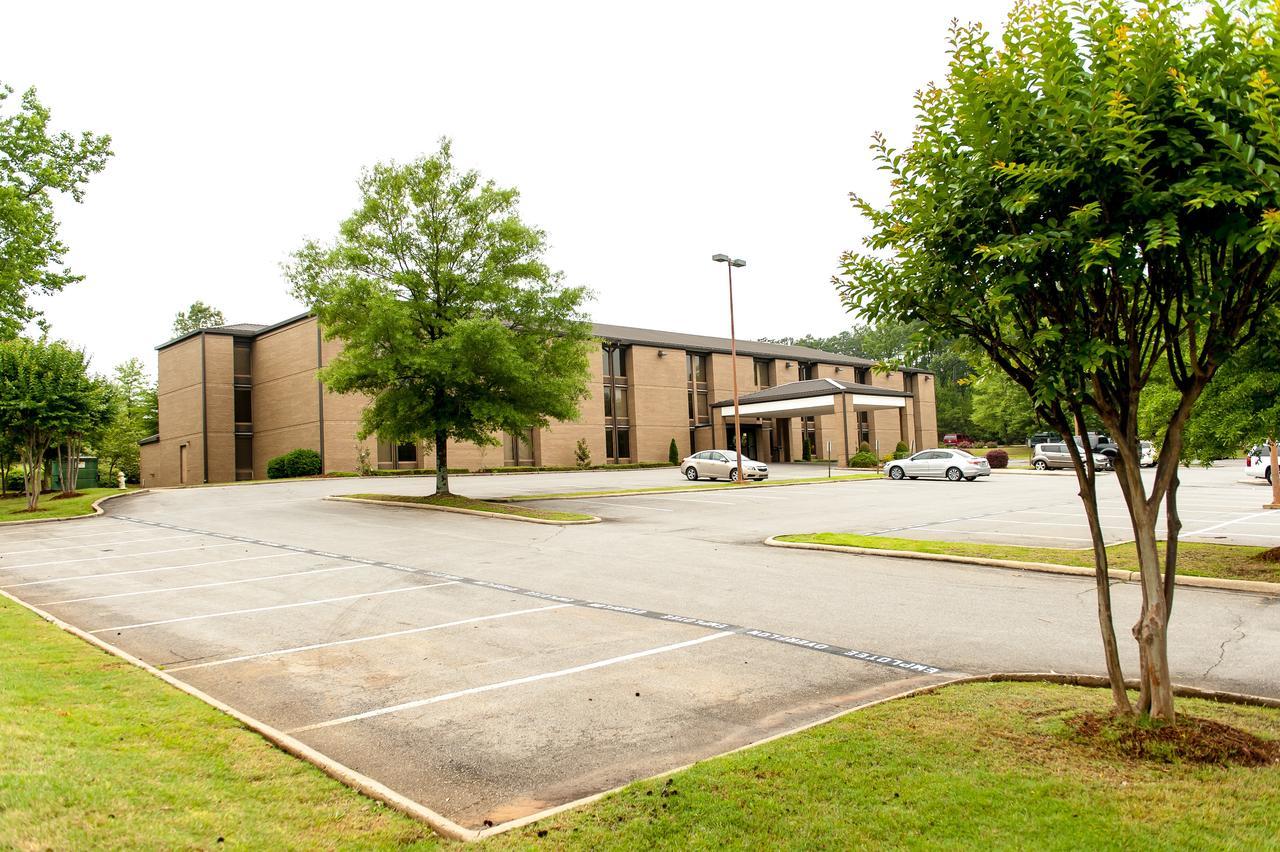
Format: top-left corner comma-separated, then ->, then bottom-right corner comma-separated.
711,378 -> 912,408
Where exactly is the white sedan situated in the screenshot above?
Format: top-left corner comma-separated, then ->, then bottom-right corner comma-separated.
1247,445 -> 1274,484
681,450 -> 768,482
884,448 -> 991,482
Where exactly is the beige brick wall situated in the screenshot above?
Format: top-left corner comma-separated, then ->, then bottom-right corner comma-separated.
145,335 -> 204,488
253,319 -> 322,476
631,345 -> 687,462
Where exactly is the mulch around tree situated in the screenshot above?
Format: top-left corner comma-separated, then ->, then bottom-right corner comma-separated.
1256,546 -> 1280,563
1068,712 -> 1280,767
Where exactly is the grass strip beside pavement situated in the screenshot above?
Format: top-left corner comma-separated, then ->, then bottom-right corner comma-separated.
776,533 -> 1280,584
487,681 -> 1280,849
344,492 -> 595,522
0,594 -> 439,850
492,473 -> 881,502
0,488 -> 134,524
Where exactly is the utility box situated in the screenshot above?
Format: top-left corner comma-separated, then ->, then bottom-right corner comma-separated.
50,456 -> 99,490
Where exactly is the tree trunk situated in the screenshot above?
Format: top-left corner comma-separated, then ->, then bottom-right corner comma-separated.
24,435 -> 41,511
435,430 -> 449,495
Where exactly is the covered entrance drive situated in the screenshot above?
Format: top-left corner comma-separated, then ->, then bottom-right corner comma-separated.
712,378 -> 912,467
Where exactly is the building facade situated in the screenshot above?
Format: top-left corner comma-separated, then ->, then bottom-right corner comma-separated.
139,314 -> 938,487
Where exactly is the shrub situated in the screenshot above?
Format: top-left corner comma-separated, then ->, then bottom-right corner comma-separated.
847,450 -> 881,468
986,440 -> 999,449
266,448 -> 323,479
858,440 -> 872,453
957,440 -> 974,449
668,438 -> 679,466
574,438 -> 591,468
893,440 -> 910,460
986,449 -> 1009,469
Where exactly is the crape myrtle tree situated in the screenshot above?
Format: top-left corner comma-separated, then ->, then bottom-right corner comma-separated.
288,140 -> 593,495
841,0 -> 1280,720
0,338 -> 95,510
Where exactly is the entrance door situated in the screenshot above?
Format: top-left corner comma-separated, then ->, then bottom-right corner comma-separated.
770,419 -> 788,463
727,425 -> 761,461
503,430 -> 535,466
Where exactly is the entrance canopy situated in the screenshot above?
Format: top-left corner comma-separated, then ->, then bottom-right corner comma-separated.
711,377 -> 909,419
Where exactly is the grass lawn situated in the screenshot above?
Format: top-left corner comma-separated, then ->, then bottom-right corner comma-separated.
489,681 -> 1280,849
500,473 -> 881,502
343,492 -> 595,522
776,532 -> 1280,584
0,488 -> 134,524
0,594 -> 439,850
4,592 -> 1277,848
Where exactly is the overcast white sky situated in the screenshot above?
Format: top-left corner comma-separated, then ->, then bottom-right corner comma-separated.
10,1 -> 1014,377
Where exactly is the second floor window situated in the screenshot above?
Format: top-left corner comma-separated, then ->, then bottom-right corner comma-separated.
754,359 -> 771,388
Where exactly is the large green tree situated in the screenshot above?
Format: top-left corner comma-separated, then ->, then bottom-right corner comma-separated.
0,83 -> 112,336
287,140 -> 593,495
0,338 -> 95,510
171,301 -> 226,337
842,0 -> 1280,719
94,358 -> 158,483
970,365 -> 1043,444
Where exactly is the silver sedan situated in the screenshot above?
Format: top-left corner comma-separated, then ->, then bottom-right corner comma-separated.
884,448 -> 990,482
681,450 -> 769,482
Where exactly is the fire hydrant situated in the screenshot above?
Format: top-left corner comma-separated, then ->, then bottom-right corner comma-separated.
117,470 -> 127,490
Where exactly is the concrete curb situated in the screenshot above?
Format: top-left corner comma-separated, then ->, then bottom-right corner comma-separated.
0,587 -> 480,842
495,475 -> 881,503
325,495 -> 602,525
0,488 -> 150,527
763,536 -> 1280,597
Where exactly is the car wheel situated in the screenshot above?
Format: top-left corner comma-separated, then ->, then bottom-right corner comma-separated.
1267,466 -> 1274,485
684,466 -> 698,481
1033,459 -> 1048,470
946,467 -> 963,482
729,469 -> 739,482
888,466 -> 904,480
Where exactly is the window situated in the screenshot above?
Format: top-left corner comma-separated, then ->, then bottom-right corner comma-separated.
378,441 -> 418,469
397,442 -> 417,463
233,340 -> 252,382
234,387 -> 252,433
801,416 -> 817,458
235,436 -> 253,481
754,359 -> 771,388
857,411 -> 870,445
855,366 -> 870,384
602,343 -> 630,463
798,362 -> 816,381
687,352 -> 710,451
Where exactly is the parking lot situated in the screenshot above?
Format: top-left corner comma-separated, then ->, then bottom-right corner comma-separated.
2,463 -> 1278,833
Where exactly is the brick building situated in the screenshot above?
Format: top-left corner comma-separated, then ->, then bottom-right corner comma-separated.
139,313 -> 938,486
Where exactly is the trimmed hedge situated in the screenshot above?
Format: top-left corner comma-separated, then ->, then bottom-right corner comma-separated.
266,449 -> 323,479
847,450 -> 881,468
985,449 -> 1009,469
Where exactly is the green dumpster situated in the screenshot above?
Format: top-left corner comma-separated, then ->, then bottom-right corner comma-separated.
50,456 -> 99,490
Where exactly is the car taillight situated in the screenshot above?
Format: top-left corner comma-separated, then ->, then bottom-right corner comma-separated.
1247,456 -> 1252,466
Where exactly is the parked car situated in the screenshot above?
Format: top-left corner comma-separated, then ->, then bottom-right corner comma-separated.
884,448 -> 991,482
941,433 -> 973,446
681,450 -> 768,482
1028,431 -> 1058,447
1139,440 -> 1157,468
1246,444 -> 1274,484
1032,442 -> 1112,471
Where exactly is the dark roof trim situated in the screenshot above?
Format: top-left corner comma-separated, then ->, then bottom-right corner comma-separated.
139,434 -> 160,445
711,378 -> 912,408
154,313 -> 932,377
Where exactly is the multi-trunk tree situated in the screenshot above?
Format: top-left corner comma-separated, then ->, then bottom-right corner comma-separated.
842,0 -> 1280,719
287,140 -> 593,495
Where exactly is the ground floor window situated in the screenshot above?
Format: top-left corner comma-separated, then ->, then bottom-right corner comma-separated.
605,426 -> 630,463
801,417 -> 817,459
235,436 -> 253,481
378,441 -> 419,469
857,411 -> 870,446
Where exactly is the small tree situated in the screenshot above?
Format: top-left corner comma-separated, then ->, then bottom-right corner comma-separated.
842,0 -> 1280,719
288,140 -> 593,496
0,339 -> 93,510
0,82 -> 112,337
668,438 -> 679,465
171,301 -> 226,337
57,375 -> 114,496
575,438 -> 592,468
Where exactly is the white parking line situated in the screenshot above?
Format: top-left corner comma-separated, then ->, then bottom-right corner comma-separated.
287,630 -> 737,734
2,542 -> 240,571
574,500 -> 674,512
1,551 -> 305,589
0,534 -> 204,557
0,527 -> 161,546
637,495 -> 736,506
36,562 -> 365,606
1186,510 -> 1278,538
912,527 -> 1095,543
167,602 -> 572,672
90,581 -> 460,633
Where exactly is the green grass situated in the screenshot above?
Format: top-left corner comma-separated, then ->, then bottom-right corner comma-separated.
0,488 -> 134,524
777,533 -> 1280,584
343,493 -> 595,522
0,594 -> 440,850
5,593 -> 1278,848
498,473 -> 881,502
488,681 -> 1280,849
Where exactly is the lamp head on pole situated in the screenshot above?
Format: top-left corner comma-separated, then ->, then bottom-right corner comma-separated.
712,254 -> 747,268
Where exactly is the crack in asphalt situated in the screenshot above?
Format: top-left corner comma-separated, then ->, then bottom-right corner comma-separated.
1203,614 -> 1246,680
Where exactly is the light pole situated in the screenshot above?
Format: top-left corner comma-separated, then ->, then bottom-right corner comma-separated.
713,253 -> 747,484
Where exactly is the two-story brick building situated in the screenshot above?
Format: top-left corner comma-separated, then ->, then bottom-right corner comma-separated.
139,313 -> 938,486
